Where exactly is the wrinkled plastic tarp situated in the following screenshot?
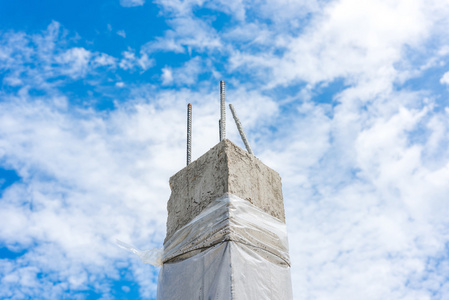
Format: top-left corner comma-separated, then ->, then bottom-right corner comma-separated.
116,240 -> 163,267
158,193 -> 293,300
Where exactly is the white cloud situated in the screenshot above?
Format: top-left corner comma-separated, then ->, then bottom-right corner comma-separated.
0,91 -> 192,298
119,48 -> 154,71
257,0 -> 323,24
153,0 -> 204,16
120,0 -> 145,7
440,71 -> 449,85
93,53 -> 117,67
161,67 -> 173,85
160,57 -> 204,86
142,17 -> 221,54
258,88 -> 449,299
55,47 -> 92,79
117,30 -> 127,38
143,32 -> 185,53
229,0 -> 435,88
0,21 -> 118,89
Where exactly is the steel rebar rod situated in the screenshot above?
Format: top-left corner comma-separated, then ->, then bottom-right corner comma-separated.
187,103 -> 192,165
229,104 -> 253,155
219,81 -> 226,141
219,119 -> 222,142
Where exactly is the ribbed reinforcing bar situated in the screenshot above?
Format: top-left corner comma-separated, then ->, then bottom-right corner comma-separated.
220,80 -> 226,141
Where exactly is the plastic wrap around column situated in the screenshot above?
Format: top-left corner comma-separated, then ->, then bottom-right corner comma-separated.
157,194 -> 293,300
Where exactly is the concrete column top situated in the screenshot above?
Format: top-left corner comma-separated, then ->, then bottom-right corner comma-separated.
165,139 -> 285,242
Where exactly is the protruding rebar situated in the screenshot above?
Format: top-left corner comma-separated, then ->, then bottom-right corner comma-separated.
187,103 -> 192,165
219,119 -> 222,142
229,104 -> 253,155
219,81 -> 226,141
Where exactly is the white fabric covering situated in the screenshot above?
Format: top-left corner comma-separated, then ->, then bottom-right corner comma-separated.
157,194 -> 292,300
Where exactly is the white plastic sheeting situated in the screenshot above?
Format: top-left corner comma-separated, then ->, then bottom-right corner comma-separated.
116,240 -> 163,267
158,193 -> 292,300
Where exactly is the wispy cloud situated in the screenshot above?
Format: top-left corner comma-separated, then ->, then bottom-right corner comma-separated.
160,57 -> 206,86
120,0 -> 146,7
117,30 -> 127,38
119,48 -> 154,71
142,17 -> 222,54
0,21 -> 116,90
440,71 -> 449,85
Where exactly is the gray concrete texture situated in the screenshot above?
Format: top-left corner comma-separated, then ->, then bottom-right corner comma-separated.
165,139 -> 285,242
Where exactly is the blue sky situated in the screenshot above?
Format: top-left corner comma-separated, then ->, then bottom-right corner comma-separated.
1,0 -> 449,299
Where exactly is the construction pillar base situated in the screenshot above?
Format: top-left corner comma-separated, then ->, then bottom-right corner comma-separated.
158,194 -> 292,300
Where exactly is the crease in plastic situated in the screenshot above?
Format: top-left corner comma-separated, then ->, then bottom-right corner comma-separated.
163,193 -> 290,266
116,239 -> 163,267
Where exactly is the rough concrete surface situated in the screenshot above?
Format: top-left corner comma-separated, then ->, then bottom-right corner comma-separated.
165,139 -> 285,242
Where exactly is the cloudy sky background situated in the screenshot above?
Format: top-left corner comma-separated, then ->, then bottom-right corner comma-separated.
1,0 -> 449,299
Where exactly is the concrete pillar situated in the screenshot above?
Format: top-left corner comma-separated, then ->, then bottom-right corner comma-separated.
158,139 -> 292,300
